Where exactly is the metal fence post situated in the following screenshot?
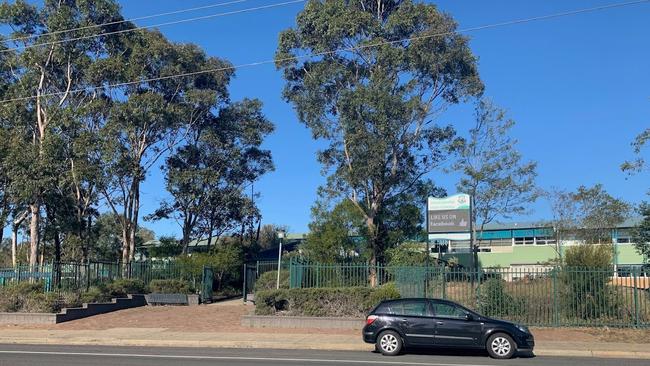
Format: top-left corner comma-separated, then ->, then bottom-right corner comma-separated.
86,260 -> 91,292
633,267 -> 640,327
442,266 -> 447,300
552,267 -> 559,327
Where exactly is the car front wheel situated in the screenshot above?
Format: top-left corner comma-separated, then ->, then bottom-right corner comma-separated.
376,330 -> 402,356
487,333 -> 516,359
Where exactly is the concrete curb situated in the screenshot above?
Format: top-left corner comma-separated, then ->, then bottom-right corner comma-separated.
1,337 -> 649,359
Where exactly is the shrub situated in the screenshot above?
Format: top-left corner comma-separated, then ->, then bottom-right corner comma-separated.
106,279 -> 146,297
0,283 -> 62,313
478,278 -> 525,318
79,286 -> 113,304
562,245 -> 619,320
254,270 -> 289,292
148,279 -> 193,294
255,285 -> 401,317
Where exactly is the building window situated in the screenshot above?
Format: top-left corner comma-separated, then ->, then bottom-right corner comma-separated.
514,237 -> 534,245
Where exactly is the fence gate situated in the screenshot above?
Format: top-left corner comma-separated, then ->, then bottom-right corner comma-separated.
202,266 -> 214,303
395,267 -> 427,298
243,263 -> 257,302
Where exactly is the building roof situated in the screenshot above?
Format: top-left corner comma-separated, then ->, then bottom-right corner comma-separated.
481,217 -> 642,231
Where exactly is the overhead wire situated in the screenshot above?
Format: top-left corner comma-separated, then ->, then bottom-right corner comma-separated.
0,0 -> 307,53
2,0 -> 249,44
1,0 -> 648,104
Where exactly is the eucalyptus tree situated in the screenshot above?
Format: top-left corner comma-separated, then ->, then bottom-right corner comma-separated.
98,30 -> 235,263
452,99 -> 538,270
151,98 -> 274,254
0,0 -> 127,266
276,0 -> 483,283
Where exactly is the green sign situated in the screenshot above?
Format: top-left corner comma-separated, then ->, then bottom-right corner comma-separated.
427,194 -> 471,234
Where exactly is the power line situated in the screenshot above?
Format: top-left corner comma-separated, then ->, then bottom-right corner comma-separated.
0,0 -> 306,53
1,0 -> 648,104
2,0 -> 248,44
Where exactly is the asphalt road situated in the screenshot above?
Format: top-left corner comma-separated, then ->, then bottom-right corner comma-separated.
0,345 -> 647,366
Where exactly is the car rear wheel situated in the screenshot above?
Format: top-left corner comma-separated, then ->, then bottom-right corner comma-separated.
486,333 -> 516,359
376,330 -> 402,356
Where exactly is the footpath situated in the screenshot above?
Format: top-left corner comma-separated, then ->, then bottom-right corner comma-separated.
1,299 -> 648,359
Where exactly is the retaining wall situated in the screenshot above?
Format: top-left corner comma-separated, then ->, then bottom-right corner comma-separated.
0,294 -> 146,324
241,315 -> 364,329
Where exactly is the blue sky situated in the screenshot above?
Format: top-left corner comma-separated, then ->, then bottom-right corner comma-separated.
113,0 -> 650,237
4,0 -> 650,241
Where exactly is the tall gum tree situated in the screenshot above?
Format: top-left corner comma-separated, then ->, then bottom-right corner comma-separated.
98,30 -> 234,263
452,99 -> 538,270
276,0 -> 483,284
0,0 -> 126,267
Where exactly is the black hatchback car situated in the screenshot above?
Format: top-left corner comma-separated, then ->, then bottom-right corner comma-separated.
362,298 -> 534,359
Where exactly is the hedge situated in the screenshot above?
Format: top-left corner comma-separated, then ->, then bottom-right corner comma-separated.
148,279 -> 193,294
255,283 -> 400,317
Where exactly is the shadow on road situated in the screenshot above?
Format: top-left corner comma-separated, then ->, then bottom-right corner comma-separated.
396,347 -> 537,359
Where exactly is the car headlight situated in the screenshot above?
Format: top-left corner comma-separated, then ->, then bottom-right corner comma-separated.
516,325 -> 530,334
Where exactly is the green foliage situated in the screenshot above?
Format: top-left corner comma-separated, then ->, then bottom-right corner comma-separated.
573,185 -> 630,243
368,282 -> 401,307
255,285 -> 401,317
79,287 -> 113,304
562,245 -> 619,320
276,0 -> 482,264
148,279 -> 193,294
254,270 -> 289,292
303,200 -> 364,262
386,243 -> 428,267
453,99 -> 538,231
177,243 -> 244,290
478,279 -> 525,318
633,202 -> 650,262
0,282 -> 60,313
106,279 -> 147,297
621,128 -> 649,174
564,244 -> 613,269
148,236 -> 183,259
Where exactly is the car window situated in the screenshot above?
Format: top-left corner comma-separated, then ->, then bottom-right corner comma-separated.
401,300 -> 429,316
431,302 -> 467,319
374,302 -> 395,314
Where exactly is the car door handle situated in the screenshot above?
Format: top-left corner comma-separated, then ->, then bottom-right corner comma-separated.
436,321 -> 444,325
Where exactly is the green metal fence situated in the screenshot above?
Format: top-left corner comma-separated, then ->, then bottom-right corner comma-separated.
288,261 -> 650,327
0,261 -> 202,293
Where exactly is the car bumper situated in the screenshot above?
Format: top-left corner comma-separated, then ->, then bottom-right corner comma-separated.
516,334 -> 535,351
362,330 -> 376,344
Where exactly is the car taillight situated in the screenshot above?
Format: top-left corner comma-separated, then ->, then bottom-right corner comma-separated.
366,315 -> 378,325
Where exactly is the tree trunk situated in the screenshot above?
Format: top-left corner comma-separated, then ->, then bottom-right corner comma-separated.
29,203 -> 40,268
181,226 -> 191,254
11,222 -> 19,267
366,215 -> 387,288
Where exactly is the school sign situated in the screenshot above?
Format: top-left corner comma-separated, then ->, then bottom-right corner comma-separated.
427,194 -> 471,240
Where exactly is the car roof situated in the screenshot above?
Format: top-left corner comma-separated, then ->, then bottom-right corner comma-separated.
381,298 -> 451,303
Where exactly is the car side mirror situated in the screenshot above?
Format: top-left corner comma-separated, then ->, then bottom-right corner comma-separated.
464,313 -> 474,321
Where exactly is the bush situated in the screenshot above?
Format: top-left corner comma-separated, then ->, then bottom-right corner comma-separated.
478,278 -> 525,318
254,270 -> 289,292
106,279 -> 146,297
562,245 -> 619,320
255,284 -> 401,317
148,279 -> 193,294
0,282 -> 61,313
79,286 -> 113,304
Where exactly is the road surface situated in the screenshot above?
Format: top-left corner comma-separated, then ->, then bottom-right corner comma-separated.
0,345 -> 647,366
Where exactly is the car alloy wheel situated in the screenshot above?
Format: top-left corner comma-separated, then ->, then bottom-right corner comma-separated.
377,330 -> 402,356
487,333 -> 515,359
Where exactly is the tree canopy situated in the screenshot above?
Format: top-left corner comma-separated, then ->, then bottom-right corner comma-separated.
276,0 -> 483,278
